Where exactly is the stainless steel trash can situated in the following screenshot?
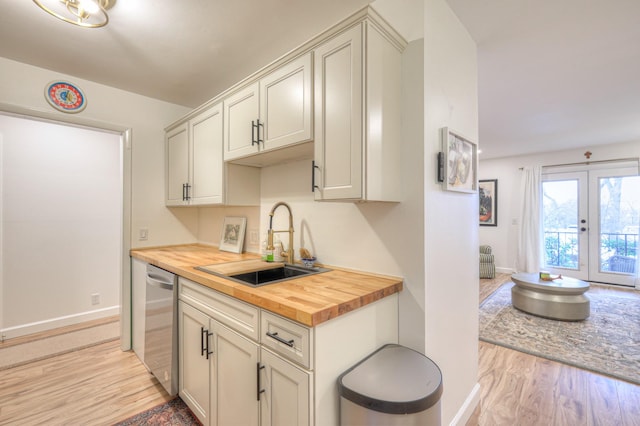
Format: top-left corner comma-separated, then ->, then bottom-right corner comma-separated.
338,344 -> 443,426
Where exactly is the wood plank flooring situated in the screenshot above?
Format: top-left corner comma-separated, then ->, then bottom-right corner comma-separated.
468,274 -> 640,426
1,275 -> 639,425
0,340 -> 171,425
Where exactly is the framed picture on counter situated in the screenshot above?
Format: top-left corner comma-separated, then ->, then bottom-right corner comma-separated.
219,216 -> 247,253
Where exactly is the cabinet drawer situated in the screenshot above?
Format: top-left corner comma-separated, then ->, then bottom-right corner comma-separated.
261,311 -> 312,369
179,278 -> 259,341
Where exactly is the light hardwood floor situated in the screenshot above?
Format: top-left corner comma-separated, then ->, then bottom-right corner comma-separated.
0,340 -> 171,425
468,274 -> 640,426
2,277 -> 639,425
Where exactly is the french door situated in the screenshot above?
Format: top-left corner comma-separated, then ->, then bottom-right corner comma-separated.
542,166 -> 639,286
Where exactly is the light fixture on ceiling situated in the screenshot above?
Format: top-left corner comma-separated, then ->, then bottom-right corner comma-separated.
33,0 -> 115,28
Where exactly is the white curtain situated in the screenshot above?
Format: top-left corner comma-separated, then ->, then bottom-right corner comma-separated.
516,166 -> 543,273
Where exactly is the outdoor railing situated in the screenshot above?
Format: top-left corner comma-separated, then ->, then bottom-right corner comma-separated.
544,231 -> 638,271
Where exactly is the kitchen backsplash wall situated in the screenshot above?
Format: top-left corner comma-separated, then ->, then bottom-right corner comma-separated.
197,205 -> 261,252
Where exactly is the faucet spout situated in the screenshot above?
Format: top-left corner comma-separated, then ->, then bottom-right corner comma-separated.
267,202 -> 294,264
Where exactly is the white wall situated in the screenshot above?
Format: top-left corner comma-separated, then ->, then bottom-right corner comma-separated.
197,205 -> 261,253
0,57 -> 191,342
479,140 -> 640,273
424,0 -> 480,423
0,56 -> 192,248
0,115 -> 120,335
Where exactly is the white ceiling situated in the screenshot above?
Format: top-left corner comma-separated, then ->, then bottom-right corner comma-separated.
446,0 -> 640,159
1,1 -> 639,159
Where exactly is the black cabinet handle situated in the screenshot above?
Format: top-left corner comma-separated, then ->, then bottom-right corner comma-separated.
256,363 -> 266,401
266,331 -> 294,347
251,119 -> 264,147
311,161 -> 320,192
182,183 -> 187,201
205,330 -> 213,359
200,326 -> 205,356
185,183 -> 191,201
252,120 -> 257,146
257,119 -> 264,144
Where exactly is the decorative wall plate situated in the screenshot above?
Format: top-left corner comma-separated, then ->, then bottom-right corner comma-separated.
45,81 -> 87,113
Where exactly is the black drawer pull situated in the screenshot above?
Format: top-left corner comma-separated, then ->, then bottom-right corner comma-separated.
266,331 -> 294,347
257,363 -> 265,401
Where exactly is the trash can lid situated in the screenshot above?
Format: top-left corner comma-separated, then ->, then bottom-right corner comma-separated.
338,344 -> 443,415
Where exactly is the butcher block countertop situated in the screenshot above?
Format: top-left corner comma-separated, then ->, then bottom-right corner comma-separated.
130,244 -> 403,327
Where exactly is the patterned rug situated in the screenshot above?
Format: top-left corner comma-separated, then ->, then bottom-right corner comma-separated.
480,282 -> 640,385
114,397 -> 201,426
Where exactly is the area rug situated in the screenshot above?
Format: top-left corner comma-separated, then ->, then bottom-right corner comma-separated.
0,321 -> 120,370
480,282 -> 640,385
114,397 -> 201,426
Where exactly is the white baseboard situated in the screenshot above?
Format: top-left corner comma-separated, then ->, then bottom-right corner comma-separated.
496,267 -> 515,275
0,306 -> 120,340
449,382 -> 481,426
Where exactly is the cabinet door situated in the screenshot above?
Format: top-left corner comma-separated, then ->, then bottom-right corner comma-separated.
223,83 -> 260,161
211,322 -> 259,426
166,123 -> 189,205
313,24 -> 363,201
179,302 -> 211,425
260,348 -> 311,426
190,103 -> 224,205
260,53 -> 312,151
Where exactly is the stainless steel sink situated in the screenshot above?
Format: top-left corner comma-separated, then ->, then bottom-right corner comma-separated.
195,263 -> 330,287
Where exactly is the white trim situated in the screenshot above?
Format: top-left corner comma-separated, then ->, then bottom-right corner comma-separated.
449,382 -> 481,426
0,306 -> 120,340
496,266 -> 515,275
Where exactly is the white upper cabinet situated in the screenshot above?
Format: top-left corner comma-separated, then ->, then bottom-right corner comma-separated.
166,122 -> 190,205
166,102 -> 260,207
190,105 -> 224,205
224,53 -> 313,162
313,19 -> 405,202
223,83 -> 260,161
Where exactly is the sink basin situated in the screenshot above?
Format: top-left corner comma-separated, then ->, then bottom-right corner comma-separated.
195,261 -> 330,287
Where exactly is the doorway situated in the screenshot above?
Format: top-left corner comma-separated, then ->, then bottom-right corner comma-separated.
0,112 -> 128,345
542,164 -> 639,286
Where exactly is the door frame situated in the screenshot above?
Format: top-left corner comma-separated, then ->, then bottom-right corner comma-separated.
0,102 -> 133,350
542,171 -> 589,280
587,166 -> 639,286
542,161 -> 639,287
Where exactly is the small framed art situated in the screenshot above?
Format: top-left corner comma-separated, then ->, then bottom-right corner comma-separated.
219,216 -> 247,253
441,127 -> 477,193
479,179 -> 498,226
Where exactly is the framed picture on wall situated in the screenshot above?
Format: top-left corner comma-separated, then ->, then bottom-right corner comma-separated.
441,127 -> 478,193
219,216 -> 247,253
479,179 -> 498,226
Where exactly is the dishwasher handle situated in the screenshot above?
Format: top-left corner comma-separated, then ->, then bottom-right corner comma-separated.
146,275 -> 174,291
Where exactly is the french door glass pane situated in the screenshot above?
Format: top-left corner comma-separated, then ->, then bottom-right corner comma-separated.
543,179 -> 579,269
599,176 -> 639,274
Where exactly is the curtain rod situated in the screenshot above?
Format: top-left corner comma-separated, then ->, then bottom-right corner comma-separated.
519,157 -> 640,170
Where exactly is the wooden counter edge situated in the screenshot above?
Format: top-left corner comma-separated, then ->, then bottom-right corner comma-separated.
130,245 -> 403,327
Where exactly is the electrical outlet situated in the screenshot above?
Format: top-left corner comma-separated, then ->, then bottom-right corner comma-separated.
249,229 -> 259,244
91,293 -> 100,305
139,228 -> 149,241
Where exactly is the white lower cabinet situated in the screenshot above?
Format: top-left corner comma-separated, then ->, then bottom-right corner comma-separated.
179,302 -> 211,424
179,301 -> 260,426
178,277 -> 398,426
260,348 -> 311,426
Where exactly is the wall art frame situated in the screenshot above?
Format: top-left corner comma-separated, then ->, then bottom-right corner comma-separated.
219,216 -> 247,253
441,127 -> 478,193
479,179 -> 498,226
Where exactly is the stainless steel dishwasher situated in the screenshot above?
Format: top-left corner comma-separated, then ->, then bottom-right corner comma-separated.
144,264 -> 178,396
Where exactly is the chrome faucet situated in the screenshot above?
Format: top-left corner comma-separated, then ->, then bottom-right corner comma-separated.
267,202 -> 294,264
